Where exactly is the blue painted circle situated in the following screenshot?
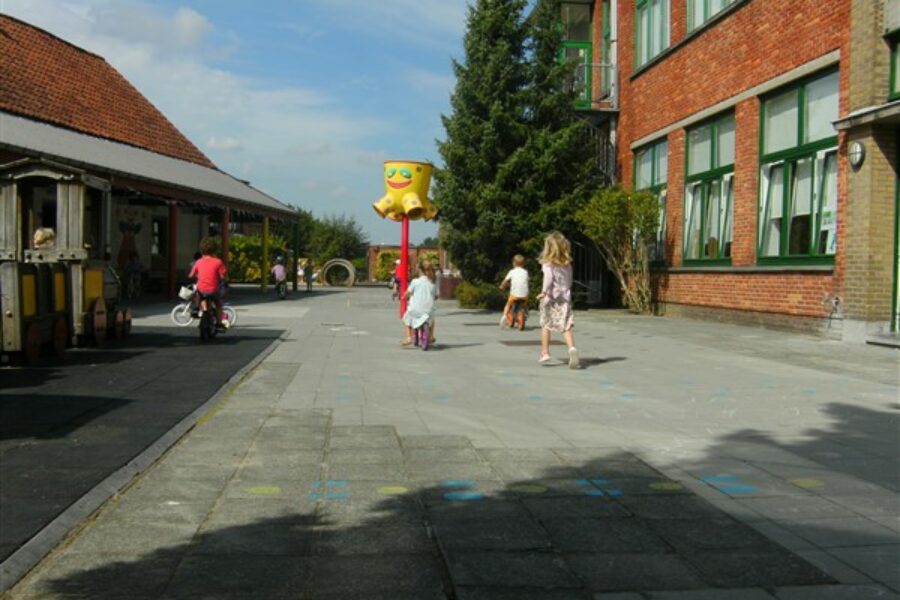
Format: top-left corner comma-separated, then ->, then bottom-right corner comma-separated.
444,491 -> 483,501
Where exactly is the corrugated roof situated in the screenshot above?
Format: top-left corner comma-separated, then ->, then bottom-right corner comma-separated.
0,111 -> 296,219
0,14 -> 214,168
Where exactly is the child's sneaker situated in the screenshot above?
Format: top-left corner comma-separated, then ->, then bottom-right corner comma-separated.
568,347 -> 580,369
538,352 -> 552,364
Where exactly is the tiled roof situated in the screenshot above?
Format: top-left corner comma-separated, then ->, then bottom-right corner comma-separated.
0,14 -> 214,168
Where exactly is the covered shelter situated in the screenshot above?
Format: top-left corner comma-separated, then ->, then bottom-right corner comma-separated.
0,14 -> 299,309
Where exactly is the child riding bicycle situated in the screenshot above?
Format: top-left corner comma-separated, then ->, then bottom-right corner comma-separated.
500,254 -> 529,329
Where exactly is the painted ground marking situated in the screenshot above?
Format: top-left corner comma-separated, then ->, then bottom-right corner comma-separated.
377,486 -> 409,495
788,478 -> 825,489
444,491 -> 483,501
440,480 -> 475,489
649,482 -> 684,491
245,486 -> 282,496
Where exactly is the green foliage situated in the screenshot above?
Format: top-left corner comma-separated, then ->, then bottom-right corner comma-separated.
309,214 -> 369,264
420,236 -> 440,247
351,257 -> 368,281
227,234 -> 288,283
433,0 -> 603,283
455,281 -> 506,310
577,186 -> 660,313
375,251 -> 400,281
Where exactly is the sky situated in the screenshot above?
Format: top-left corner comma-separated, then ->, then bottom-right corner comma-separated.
0,0 -> 471,244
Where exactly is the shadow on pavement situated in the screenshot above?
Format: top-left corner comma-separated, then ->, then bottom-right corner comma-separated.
0,324 -> 284,565
21,407 -> 900,599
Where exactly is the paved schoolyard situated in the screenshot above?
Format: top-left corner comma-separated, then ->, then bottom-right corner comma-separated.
4,285 -> 898,599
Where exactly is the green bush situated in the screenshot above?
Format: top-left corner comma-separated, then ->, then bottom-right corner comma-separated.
455,281 -> 506,310
374,251 -> 400,281
226,234 -> 288,283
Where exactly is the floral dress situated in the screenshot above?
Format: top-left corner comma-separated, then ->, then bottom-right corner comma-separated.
539,263 -> 574,333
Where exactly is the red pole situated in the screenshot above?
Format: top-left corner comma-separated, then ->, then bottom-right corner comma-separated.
400,215 -> 409,318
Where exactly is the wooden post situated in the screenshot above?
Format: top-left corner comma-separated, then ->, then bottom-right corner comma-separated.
167,201 -> 178,300
292,221 -> 300,291
261,216 -> 269,293
221,208 -> 231,267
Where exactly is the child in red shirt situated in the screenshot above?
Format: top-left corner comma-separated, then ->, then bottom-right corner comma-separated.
188,237 -> 228,327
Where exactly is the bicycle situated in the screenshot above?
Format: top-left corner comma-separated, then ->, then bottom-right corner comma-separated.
412,320 -> 431,351
274,278 -> 288,300
171,284 -> 236,328
499,298 -> 528,331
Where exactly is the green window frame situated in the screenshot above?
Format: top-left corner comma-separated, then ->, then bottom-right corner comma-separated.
890,37 -> 900,101
687,0 -> 737,32
561,2 -> 593,109
683,113 -> 735,263
635,0 -> 670,68
634,138 -> 668,262
758,69 -> 839,264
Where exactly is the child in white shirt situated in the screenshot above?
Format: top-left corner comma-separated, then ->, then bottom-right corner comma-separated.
500,255 -> 529,329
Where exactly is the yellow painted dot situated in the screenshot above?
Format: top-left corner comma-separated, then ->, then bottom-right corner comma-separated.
245,486 -> 282,495
649,482 -> 684,491
789,478 -> 824,489
377,486 -> 409,495
508,483 -> 547,494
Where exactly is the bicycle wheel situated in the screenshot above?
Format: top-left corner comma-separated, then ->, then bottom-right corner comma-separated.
223,305 -> 237,327
171,302 -> 194,327
420,323 -> 429,351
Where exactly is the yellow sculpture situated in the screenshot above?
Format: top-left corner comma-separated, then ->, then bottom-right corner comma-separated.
372,160 -> 438,221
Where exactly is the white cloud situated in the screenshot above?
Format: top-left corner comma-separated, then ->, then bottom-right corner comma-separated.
206,136 -> 242,151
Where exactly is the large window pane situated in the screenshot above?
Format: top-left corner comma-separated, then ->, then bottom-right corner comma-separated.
689,0 -> 704,30
805,71 -> 839,143
656,141 -> 668,184
788,158 -> 813,254
817,152 -> 837,255
764,89 -> 799,154
761,164 -> 784,256
638,6 -> 650,65
562,4 -> 592,41
721,176 -> 733,257
637,148 -> 652,188
893,44 -> 900,97
651,189 -> 667,262
563,46 -> 589,102
684,183 -> 703,259
688,125 -> 711,175
717,115 -> 735,167
704,181 -> 721,258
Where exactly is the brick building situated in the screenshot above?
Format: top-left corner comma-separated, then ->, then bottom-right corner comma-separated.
561,0 -> 899,343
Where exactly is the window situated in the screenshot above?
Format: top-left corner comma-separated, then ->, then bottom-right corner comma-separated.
891,38 -> 900,101
635,0 -> 669,67
688,0 -> 737,32
684,114 -> 734,262
151,217 -> 167,256
561,2 -> 593,109
635,138 -> 668,262
600,0 -> 612,98
758,70 -> 839,261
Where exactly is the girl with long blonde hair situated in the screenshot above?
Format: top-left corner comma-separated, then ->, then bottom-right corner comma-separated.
537,231 -> 578,368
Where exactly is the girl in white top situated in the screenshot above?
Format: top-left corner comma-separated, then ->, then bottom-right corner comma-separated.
401,261 -> 438,345
537,231 -> 578,368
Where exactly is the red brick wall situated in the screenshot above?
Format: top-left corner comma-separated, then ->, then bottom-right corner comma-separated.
608,0 -> 850,320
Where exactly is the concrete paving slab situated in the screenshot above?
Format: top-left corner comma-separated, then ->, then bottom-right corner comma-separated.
541,517 -> 672,554
773,584 -> 900,599
445,550 -> 583,588
566,552 -> 705,592
650,589 -> 776,599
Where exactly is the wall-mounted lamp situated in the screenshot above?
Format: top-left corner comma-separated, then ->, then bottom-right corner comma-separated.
848,140 -> 866,169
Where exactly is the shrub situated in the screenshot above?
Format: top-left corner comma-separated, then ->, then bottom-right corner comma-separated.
456,281 -> 506,310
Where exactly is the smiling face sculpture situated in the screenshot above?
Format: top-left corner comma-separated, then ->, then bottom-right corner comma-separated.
372,160 -> 438,221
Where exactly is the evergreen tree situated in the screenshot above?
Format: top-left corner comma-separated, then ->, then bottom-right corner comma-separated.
434,0 -> 602,282
433,0 -> 530,283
